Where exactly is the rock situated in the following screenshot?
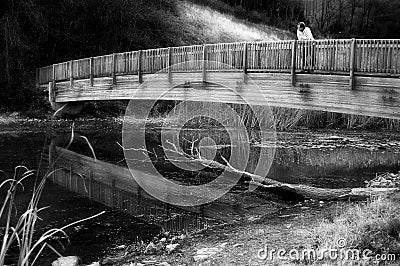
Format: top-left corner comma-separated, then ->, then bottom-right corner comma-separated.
144,242 -> 157,255
193,247 -> 222,262
159,237 -> 167,243
233,243 -> 243,248
87,262 -> 100,266
178,234 -> 186,240
51,256 -> 79,266
165,243 -> 180,254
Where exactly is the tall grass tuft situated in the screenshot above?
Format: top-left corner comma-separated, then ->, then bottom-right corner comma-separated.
0,126 -> 104,265
272,107 -> 400,131
315,196 -> 400,262
153,100 -> 400,131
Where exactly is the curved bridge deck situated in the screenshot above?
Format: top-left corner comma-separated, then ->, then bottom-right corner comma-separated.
37,39 -> 400,119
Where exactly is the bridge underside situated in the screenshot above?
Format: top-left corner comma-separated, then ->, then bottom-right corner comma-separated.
48,72 -> 400,119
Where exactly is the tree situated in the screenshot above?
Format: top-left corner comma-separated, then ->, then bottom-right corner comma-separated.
0,0 -> 46,108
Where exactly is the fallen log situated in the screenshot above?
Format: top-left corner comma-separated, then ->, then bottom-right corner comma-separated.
188,157 -> 399,201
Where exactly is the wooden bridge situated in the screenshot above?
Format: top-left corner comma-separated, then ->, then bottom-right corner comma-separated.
37,39 -> 400,119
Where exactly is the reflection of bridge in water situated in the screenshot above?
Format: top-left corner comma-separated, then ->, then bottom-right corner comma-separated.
48,143 -> 252,233
37,39 -> 400,119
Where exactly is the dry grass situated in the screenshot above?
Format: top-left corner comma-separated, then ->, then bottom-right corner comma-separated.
0,112 -> 21,124
177,1 -> 291,43
314,196 -> 400,264
271,107 -> 400,131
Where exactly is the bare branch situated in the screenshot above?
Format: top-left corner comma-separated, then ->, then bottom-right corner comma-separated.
117,142 -> 154,155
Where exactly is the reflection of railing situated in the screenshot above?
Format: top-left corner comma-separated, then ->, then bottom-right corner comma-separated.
49,146 -> 219,233
37,39 -> 400,86
268,147 -> 400,187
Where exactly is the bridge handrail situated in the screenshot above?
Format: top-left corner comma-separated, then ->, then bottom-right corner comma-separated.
36,39 -> 400,86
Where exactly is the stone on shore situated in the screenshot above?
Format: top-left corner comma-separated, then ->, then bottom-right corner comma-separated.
51,256 -> 79,266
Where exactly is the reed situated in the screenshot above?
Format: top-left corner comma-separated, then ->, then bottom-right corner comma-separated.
163,101 -> 400,131
271,107 -> 400,131
0,126 -> 104,265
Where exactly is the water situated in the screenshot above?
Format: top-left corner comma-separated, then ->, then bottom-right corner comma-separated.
1,129 -> 400,264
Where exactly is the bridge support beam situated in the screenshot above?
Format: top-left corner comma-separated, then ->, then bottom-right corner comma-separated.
168,47 -> 173,83
202,44 -> 208,82
349,38 -> 357,90
138,50 -> 143,84
48,82 -> 84,116
243,42 -> 248,83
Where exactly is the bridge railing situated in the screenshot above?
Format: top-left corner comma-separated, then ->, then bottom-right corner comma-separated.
37,39 -> 400,85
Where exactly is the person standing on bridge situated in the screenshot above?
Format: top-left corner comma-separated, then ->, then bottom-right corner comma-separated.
297,22 -> 315,72
297,22 -> 314,41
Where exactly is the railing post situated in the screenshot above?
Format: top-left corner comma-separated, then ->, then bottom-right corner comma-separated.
50,64 -> 56,103
138,50 -> 143,84
90,57 -> 94,86
202,44 -> 207,82
291,40 -> 297,86
168,47 -> 173,82
69,60 -> 74,88
112,53 -> 117,85
243,42 -> 248,75
48,82 -> 55,105
300,42 -> 305,71
52,64 -> 56,84
349,38 -> 357,90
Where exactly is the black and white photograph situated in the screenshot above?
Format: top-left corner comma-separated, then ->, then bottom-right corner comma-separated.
1,0 -> 400,265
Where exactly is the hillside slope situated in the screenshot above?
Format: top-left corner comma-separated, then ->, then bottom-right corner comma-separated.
174,1 -> 293,44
